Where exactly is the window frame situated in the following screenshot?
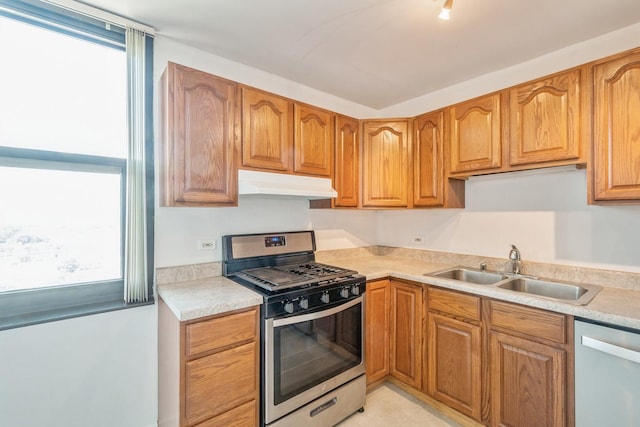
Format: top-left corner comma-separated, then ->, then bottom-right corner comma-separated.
0,0 -> 154,331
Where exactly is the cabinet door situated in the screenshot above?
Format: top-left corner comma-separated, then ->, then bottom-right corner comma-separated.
362,120 -> 411,207
389,280 -> 422,389
593,50 -> 640,201
365,279 -> 390,385
510,69 -> 583,166
241,86 -> 292,172
185,342 -> 258,426
427,313 -> 481,420
194,400 -> 256,427
294,103 -> 333,176
490,331 -> 566,427
161,62 -> 238,206
413,111 -> 444,207
334,115 -> 360,207
450,93 -> 502,173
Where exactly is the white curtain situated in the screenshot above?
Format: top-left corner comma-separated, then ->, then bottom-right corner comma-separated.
124,27 -> 148,303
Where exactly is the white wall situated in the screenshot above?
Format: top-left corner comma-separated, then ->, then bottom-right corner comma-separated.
378,167 -> 640,273
0,305 -> 157,427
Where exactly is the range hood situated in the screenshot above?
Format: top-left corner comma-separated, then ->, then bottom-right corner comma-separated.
238,169 -> 337,199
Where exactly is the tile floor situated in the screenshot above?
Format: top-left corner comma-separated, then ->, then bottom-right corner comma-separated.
337,383 -> 462,427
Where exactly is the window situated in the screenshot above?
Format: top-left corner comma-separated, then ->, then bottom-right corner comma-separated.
0,0 -> 154,330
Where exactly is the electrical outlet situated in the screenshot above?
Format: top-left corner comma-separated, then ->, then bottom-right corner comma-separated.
197,239 -> 217,251
412,235 -> 425,245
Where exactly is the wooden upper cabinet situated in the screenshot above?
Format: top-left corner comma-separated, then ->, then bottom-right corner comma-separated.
241,86 -> 293,172
592,49 -> 640,202
413,111 -> 444,207
335,115 -> 360,207
449,93 -> 502,174
362,120 -> 411,207
509,68 -> 584,166
294,103 -> 333,176
160,62 -> 238,206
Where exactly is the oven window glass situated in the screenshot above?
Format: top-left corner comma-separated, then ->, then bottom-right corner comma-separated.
273,302 -> 362,405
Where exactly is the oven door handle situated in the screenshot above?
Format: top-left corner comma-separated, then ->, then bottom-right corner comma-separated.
273,296 -> 363,327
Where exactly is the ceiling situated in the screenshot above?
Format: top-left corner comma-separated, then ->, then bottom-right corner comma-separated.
82,0 -> 640,109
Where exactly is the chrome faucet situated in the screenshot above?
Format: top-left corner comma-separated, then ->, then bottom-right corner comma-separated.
508,244 -> 521,275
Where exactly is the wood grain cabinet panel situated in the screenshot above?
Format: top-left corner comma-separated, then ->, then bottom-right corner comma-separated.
426,288 -> 482,421
185,342 -> 257,426
490,331 -> 566,427
294,103 -> 333,176
427,313 -> 481,420
489,300 -> 566,344
334,115 -> 360,207
389,280 -> 423,389
488,300 -> 572,427
194,400 -> 256,427
185,309 -> 257,357
241,86 -> 292,172
160,62 -> 238,206
509,69 -> 583,166
592,49 -> 640,201
158,302 -> 259,427
365,279 -> 390,385
413,111 -> 444,207
449,93 -> 502,174
362,120 -> 411,207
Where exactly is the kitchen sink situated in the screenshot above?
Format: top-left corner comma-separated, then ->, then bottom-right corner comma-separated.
426,267 -> 510,285
497,277 -> 602,305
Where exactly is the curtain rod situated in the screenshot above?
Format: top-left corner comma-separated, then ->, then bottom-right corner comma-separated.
43,0 -> 155,34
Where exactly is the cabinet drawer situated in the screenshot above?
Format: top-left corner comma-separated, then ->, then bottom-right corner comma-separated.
185,341 -> 257,426
194,399 -> 257,427
186,308 -> 257,357
489,300 -> 566,344
428,287 -> 480,321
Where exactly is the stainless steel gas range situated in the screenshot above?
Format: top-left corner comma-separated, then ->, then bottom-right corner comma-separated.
222,230 -> 366,427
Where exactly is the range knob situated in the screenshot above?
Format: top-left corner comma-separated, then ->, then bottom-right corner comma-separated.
320,291 -> 330,304
283,301 -> 294,314
299,297 -> 309,310
340,287 -> 350,299
351,284 -> 361,296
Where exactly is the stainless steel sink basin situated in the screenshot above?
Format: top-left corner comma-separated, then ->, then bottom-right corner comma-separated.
497,277 -> 602,305
426,267 -> 509,285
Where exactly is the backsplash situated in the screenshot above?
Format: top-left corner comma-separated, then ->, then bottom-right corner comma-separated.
156,246 -> 640,291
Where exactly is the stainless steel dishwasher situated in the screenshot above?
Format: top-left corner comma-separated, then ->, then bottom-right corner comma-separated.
575,319 -> 640,426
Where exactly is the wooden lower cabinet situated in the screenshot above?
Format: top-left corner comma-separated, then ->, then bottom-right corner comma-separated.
427,313 -> 482,421
488,300 -> 572,427
489,331 -> 566,427
159,300 -> 259,427
389,279 -> 423,389
365,279 -> 573,427
426,288 -> 482,421
365,279 -> 390,385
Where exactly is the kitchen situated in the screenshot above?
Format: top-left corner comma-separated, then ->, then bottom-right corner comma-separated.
1,0 -> 640,426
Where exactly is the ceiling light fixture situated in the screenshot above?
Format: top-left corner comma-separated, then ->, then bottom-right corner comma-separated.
438,0 -> 453,20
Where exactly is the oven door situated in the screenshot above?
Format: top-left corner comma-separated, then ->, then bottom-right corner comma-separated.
264,295 -> 365,425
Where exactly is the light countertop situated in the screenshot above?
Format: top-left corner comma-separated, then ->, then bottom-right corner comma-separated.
158,255 -> 640,330
158,275 -> 262,321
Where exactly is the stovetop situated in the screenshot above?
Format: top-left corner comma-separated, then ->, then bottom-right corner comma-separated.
234,262 -> 358,292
